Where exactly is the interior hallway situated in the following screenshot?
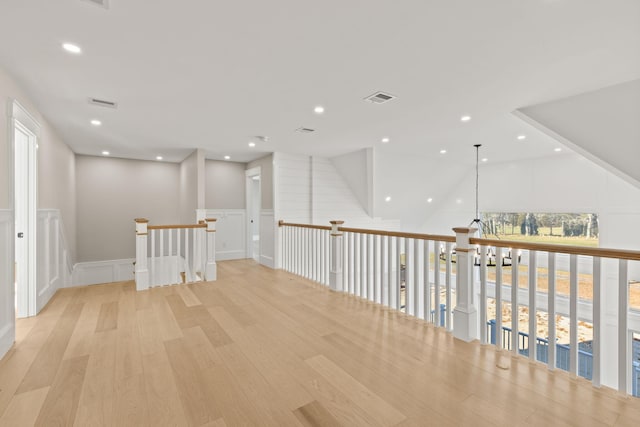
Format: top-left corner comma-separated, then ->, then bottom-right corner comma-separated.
0,260 -> 639,426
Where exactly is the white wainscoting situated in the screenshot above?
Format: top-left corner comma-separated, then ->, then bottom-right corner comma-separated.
197,209 -> 247,261
36,210 -> 73,312
260,209 -> 275,268
71,258 -> 135,287
0,210 -> 15,359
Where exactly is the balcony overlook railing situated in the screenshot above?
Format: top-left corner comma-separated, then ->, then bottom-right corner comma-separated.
134,218 -> 217,290
279,220 -> 640,397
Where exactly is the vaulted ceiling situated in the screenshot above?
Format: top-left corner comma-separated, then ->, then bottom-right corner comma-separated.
0,0 -> 638,164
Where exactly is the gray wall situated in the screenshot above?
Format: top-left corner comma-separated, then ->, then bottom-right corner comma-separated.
205,160 -> 246,209
38,125 -> 77,260
247,154 -> 273,210
76,155 -> 180,262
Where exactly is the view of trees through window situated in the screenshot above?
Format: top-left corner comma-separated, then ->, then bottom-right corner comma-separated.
481,213 -> 599,247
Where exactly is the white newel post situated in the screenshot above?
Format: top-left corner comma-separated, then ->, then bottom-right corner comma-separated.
135,218 -> 150,291
329,220 -> 344,292
452,227 -> 478,342
205,218 -> 217,281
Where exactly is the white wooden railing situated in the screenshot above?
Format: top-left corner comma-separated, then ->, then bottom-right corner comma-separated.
134,218 -> 217,290
279,220 -> 640,396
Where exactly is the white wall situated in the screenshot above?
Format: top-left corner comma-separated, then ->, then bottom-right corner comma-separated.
0,210 -> 13,358
205,160 -> 246,209
179,149 -> 205,223
247,154 -> 274,210
76,155 -> 181,262
421,153 -> 640,247
331,148 -> 373,216
197,209 -> 246,261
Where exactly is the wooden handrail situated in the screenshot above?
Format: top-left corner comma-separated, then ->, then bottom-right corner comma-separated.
148,223 -> 207,230
279,221 -> 640,261
278,221 -> 455,242
470,237 -> 640,261
279,222 -> 332,231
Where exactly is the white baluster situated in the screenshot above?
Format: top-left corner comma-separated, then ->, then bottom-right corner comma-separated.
480,245 -> 487,345
396,237 -> 402,311
168,228 -> 173,286
160,229 -> 165,285
151,228 -> 156,286
414,239 -> 421,318
445,241 -> 452,330
348,233 -> 354,294
184,228 -> 190,283
434,241 -> 441,327
618,259 -> 629,394
548,252 -> 556,370
176,228 -> 181,285
387,236 -> 393,307
592,256 -> 601,387
511,248 -> 519,355
570,254 -> 578,377
424,240 -> 431,321
405,237 -> 412,315
360,233 -> 367,300
382,235 -> 389,306
496,247 -> 503,349
528,250 -> 537,361
354,233 -> 361,297
374,235 -> 380,304
368,234 -> 374,301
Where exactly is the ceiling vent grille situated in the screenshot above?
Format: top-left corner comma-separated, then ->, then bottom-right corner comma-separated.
364,91 -> 396,104
82,0 -> 109,9
295,127 -> 315,133
88,98 -> 118,109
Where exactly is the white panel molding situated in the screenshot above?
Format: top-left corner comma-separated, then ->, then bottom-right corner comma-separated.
72,258 -> 135,287
0,210 -> 14,359
260,209 -> 275,268
197,209 -> 247,260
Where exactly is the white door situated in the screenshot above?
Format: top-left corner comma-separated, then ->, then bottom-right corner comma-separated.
245,167 -> 261,261
14,118 -> 37,318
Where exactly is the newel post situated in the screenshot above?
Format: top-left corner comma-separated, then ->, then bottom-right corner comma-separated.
452,227 -> 478,342
134,218 -> 150,291
329,220 -> 344,292
205,218 -> 217,281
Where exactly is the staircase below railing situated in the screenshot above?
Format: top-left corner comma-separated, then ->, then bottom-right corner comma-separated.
279,220 -> 640,397
134,218 -> 217,290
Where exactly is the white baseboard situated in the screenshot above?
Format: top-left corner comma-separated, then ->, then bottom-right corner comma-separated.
71,258 -> 135,287
0,324 -> 14,361
260,254 -> 275,269
217,249 -> 247,261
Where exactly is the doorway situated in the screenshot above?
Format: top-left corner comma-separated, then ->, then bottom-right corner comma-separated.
12,101 -> 38,318
246,167 -> 261,261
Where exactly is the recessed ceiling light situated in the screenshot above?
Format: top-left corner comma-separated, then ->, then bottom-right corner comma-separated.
62,43 -> 82,54
385,196 -> 391,202
440,149 -> 447,154
248,142 -> 256,148
427,198 -> 433,203
460,115 -> 471,122
90,119 -> 102,126
554,148 -> 562,152
481,158 -> 488,162
456,198 -> 462,204
101,151 -> 110,156
156,156 -> 163,161
381,137 -> 390,143
224,155 -> 231,160
314,106 -> 325,114
517,135 -> 526,140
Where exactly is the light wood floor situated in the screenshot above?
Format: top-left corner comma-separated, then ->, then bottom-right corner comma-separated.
1,260 -> 639,427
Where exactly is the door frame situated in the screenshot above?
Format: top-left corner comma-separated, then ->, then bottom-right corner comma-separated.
10,100 -> 39,318
245,166 -> 261,260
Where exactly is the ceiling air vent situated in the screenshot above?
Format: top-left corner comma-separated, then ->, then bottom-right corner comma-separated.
364,91 -> 396,104
82,0 -> 109,9
88,98 -> 118,109
295,127 -> 315,133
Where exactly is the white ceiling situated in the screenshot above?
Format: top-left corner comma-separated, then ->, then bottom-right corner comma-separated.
0,0 -> 638,164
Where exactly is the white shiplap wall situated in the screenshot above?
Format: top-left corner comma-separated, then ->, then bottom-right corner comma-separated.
275,152 -> 399,230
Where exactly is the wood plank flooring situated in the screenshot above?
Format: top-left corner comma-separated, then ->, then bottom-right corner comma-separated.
0,259 -> 639,426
